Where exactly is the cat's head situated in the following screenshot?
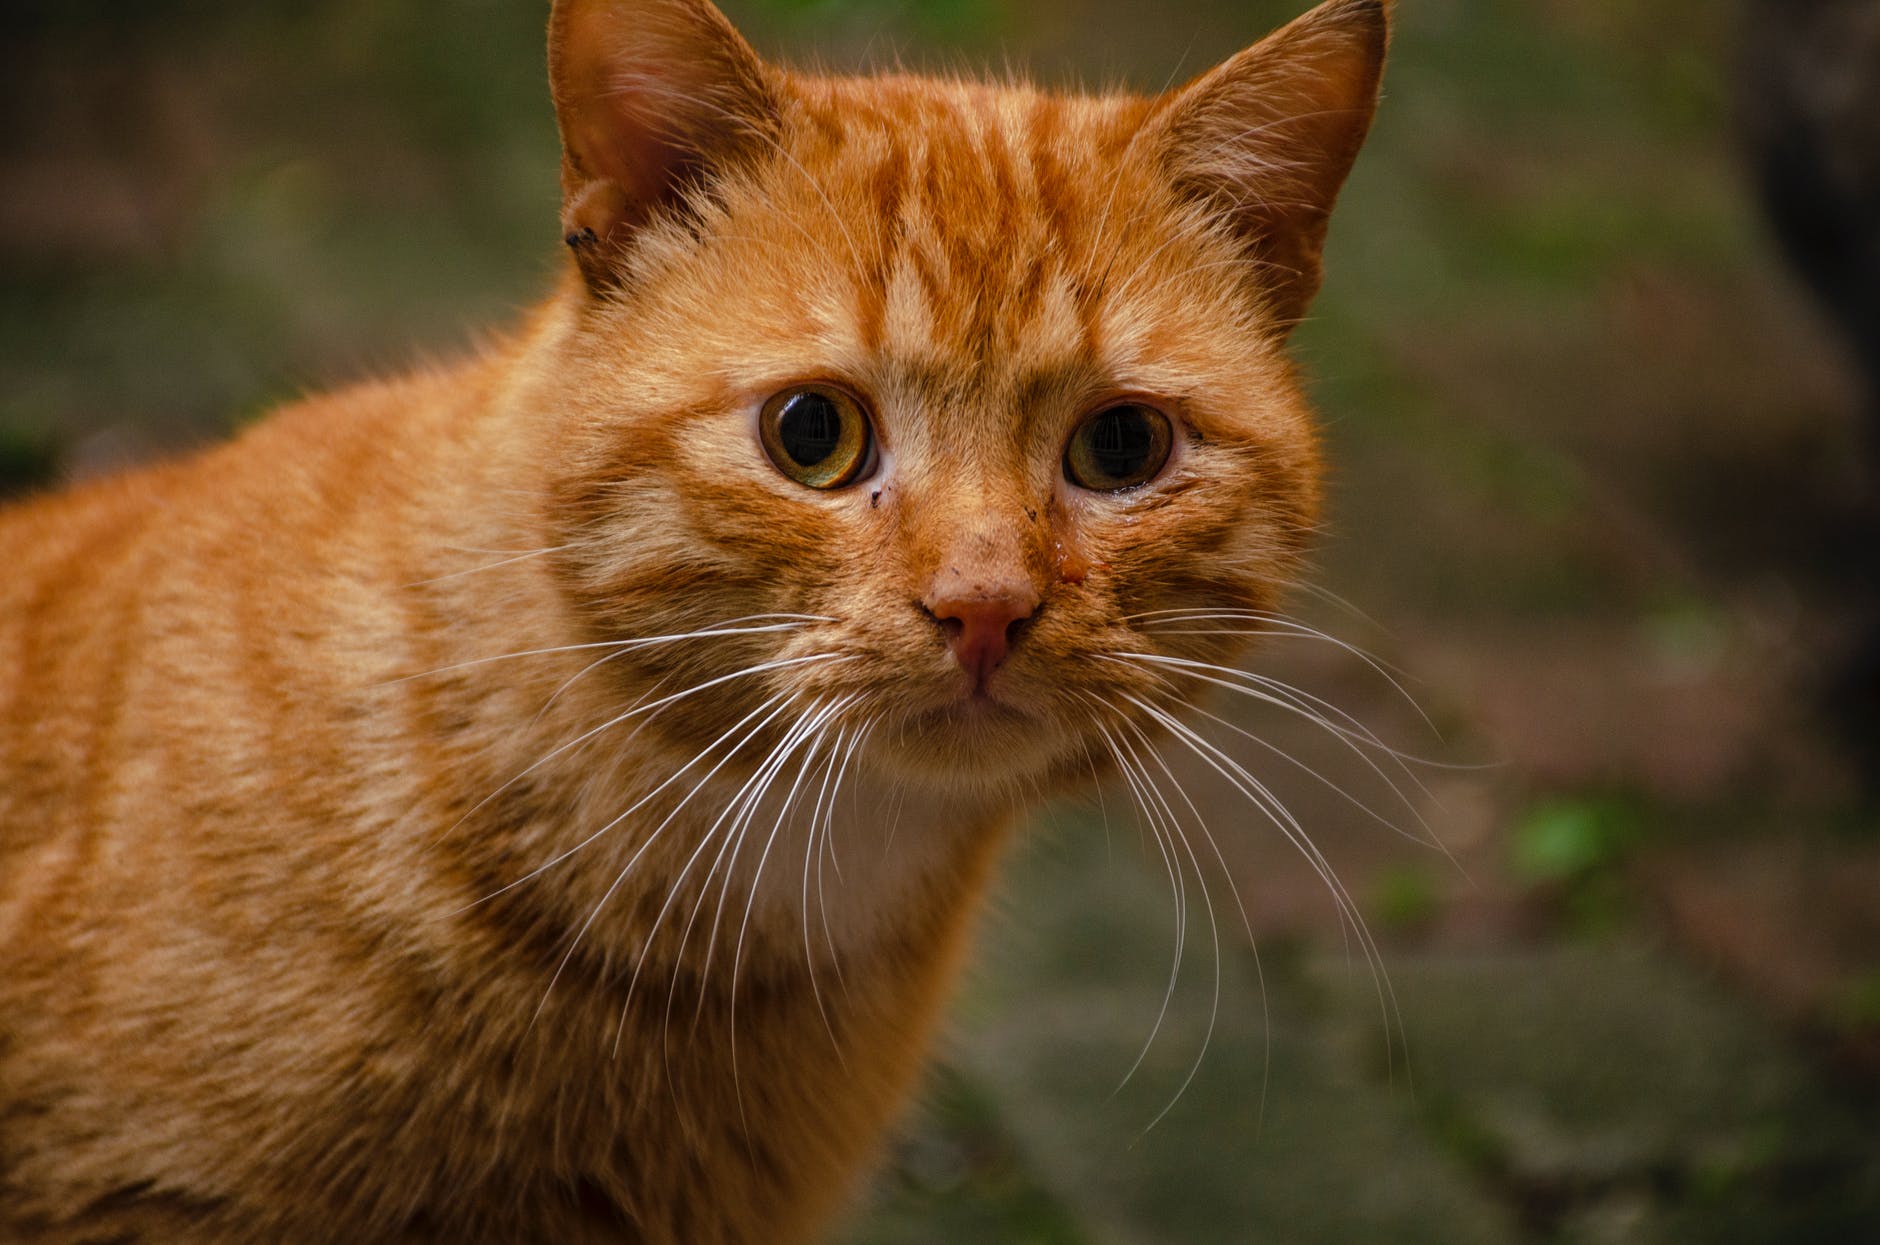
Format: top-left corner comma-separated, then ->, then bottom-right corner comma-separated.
532,0 -> 1387,795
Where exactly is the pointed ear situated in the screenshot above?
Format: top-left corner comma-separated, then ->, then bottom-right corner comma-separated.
548,0 -> 780,290
1153,0 -> 1388,334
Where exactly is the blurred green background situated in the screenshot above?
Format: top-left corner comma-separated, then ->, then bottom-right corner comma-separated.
4,1 -> 1877,1240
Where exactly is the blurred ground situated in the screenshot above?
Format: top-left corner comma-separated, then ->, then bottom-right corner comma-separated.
3,1 -> 1877,1240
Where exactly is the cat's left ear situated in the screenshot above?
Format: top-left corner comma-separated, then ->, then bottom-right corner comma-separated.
549,0 -> 781,290
1153,0 -> 1389,334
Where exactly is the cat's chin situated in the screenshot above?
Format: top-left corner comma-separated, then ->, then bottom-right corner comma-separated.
877,694 -> 1070,789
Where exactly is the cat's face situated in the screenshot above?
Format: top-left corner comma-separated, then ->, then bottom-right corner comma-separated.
534,0 -> 1384,796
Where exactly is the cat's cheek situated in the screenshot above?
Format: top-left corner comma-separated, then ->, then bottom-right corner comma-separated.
1042,497 -> 1102,587
1045,441 -> 1200,574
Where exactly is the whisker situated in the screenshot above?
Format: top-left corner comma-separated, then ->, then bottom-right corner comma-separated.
1128,705 -> 1277,1132
800,720 -> 853,1059
431,651 -> 849,850
1131,608 -> 1434,734
1183,697 -> 1462,871
1105,652 -> 1460,856
729,696 -> 857,1141
1113,715 -> 1258,955
1112,643 -> 1450,858
1085,707 -> 1189,1097
400,544 -> 563,588
622,698 -> 821,1057
1121,692 -> 1408,1081
1105,717 -> 1202,1079
817,716 -> 876,994
466,692 -> 791,915
666,704 -> 826,1036
1079,733 -> 1114,867
1104,652 -> 1440,771
384,614 -> 831,685
525,694 -> 796,1026
1109,711 -> 1235,1136
695,703 -> 842,1023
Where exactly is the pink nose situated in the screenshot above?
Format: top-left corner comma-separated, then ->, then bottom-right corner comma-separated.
926,591 -> 1037,689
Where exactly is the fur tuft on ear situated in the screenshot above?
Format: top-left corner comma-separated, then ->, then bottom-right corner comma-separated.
549,0 -> 780,290
1154,0 -> 1389,333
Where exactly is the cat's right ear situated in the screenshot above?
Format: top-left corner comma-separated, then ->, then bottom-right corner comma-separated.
1151,0 -> 1389,335
549,0 -> 780,290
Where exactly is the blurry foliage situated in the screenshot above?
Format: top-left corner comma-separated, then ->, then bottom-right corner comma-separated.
1510,796 -> 1644,936
849,1063 -> 1089,1245
1511,797 -> 1638,886
1824,971 -> 1880,1038
750,0 -> 1005,41
1637,594 -> 1732,681
1370,863 -> 1443,934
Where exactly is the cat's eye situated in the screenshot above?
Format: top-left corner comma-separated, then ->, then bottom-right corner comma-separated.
759,385 -> 875,490
1063,403 -> 1173,491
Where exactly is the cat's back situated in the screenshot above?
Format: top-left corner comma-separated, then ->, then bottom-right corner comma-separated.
0,457 -> 203,855
0,361 -> 503,871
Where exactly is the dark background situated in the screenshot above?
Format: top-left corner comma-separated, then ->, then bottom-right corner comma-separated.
3,2 -> 1877,1240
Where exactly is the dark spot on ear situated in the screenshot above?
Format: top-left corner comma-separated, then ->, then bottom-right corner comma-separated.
1025,507 -> 1038,522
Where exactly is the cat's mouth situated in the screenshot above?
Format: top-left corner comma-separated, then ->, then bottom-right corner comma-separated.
875,702 -> 1052,785
931,690 -> 1030,723
890,685 -> 1057,772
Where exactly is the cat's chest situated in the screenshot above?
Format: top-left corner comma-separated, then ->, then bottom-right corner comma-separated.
311,780 -> 1004,1244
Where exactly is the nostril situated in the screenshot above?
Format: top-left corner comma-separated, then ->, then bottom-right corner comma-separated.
921,591 -> 1040,687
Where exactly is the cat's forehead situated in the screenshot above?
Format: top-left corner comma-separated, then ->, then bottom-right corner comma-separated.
789,74 -> 1152,195
728,74 -> 1240,388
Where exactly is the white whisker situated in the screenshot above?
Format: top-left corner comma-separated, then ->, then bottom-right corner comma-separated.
401,544 -> 563,588
526,694 -> 796,1026
1130,608 -> 1434,733
1085,708 -> 1188,1097
817,715 -> 876,995
385,615 -> 830,685
431,651 -> 849,850
1108,710 -> 1235,1135
470,692 -> 791,916
1184,698 -> 1460,869
729,695 -> 856,1140
1121,692 -> 1407,1080
619,698 -> 820,1057
800,720 -> 853,1059
1106,651 -> 1439,773
663,704 -> 825,1036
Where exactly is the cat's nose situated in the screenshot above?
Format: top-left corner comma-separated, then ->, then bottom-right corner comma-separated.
924,587 -> 1038,690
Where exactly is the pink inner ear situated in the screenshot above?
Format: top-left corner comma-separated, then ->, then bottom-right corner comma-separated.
559,7 -> 683,198
556,7 -> 663,207
565,94 -> 690,232
550,0 -> 776,256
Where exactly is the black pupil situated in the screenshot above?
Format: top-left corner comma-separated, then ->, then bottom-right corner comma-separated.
778,393 -> 843,466
1086,407 -> 1154,478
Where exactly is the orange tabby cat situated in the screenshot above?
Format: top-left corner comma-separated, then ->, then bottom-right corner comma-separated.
0,0 -> 1387,1240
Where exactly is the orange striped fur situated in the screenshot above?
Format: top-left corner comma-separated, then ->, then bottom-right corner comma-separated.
0,1 -> 1387,1240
